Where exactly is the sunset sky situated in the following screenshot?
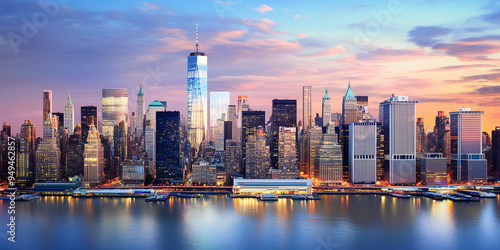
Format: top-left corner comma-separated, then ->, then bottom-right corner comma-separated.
1,0 -> 500,135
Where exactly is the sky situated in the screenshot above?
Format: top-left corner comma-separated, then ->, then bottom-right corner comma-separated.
1,0 -> 500,135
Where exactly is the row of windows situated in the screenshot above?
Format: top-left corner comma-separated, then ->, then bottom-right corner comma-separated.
393,154 -> 415,160
353,155 -> 375,159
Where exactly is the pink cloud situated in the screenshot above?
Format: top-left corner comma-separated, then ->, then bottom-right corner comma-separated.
300,46 -> 346,57
140,2 -> 159,11
254,4 -> 273,13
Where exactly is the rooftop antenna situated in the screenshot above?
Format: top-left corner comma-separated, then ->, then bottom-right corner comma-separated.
195,18 -> 199,53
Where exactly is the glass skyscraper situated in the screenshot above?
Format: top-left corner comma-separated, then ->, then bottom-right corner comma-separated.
81,106 -> 98,144
43,90 -> 52,122
102,88 -> 128,147
450,108 -> 486,182
187,30 -> 208,154
303,86 -> 312,129
209,91 -> 230,127
379,95 -> 418,185
156,111 -> 182,184
271,99 -> 297,170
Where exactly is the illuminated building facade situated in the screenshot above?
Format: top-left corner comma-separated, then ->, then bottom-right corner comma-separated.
102,88 -> 128,147
245,126 -> 270,179
420,153 -> 447,185
155,111 -> 182,184
43,90 -> 52,122
349,122 -> 377,184
322,89 -> 331,127
315,132 -> 342,185
136,83 -> 145,138
303,86 -> 312,129
36,119 -> 61,182
84,124 -> 104,185
16,120 -> 36,186
225,139 -> 242,177
278,127 -> 298,172
81,106 -> 98,143
271,99 -> 297,170
342,82 -> 357,126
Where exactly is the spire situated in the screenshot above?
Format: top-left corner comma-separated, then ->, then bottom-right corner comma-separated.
195,18 -> 199,53
343,81 -> 355,100
138,82 -> 144,96
323,88 -> 330,99
66,93 -> 72,105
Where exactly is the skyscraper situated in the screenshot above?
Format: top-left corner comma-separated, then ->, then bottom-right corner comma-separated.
245,126 -> 270,179
81,106 -> 98,143
84,124 -> 104,186
187,20 -> 208,155
271,99 -> 297,169
64,94 -> 74,135
36,119 -> 61,182
17,120 -> 36,186
145,100 -> 165,163
43,90 -> 52,122
435,111 -> 451,164
242,110 -> 266,162
349,122 -> 377,184
322,89 -> 331,127
379,95 -> 418,185
136,83 -> 145,138
225,139 -> 242,177
450,108 -> 487,183
342,82 -> 357,126
102,88 -> 128,146
227,105 -> 238,141
416,118 -> 426,153
315,132 -> 342,185
307,126 -> 323,178
209,91 -> 230,128
156,111 -> 183,184
491,127 -> 500,176
355,96 -> 369,121
420,153 -> 447,185
303,86 -> 312,129
278,127 -> 298,172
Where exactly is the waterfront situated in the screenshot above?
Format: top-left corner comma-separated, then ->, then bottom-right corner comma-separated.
1,195 -> 500,250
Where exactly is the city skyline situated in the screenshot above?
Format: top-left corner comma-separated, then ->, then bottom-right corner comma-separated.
1,0 -> 500,135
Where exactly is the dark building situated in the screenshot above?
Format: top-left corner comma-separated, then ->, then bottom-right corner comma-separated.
2,122 -> 11,137
113,121 -> 127,179
224,121 -> 232,149
52,112 -> 64,127
491,127 -> 500,177
81,106 -> 98,143
241,111 -> 266,161
271,99 -> 297,169
66,134 -> 84,177
435,111 -> 450,163
156,111 -> 182,184
314,113 -> 322,128
100,135 -> 113,180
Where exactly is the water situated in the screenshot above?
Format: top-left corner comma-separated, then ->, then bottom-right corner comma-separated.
1,195 -> 500,250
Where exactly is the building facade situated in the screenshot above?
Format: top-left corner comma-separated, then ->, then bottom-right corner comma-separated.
155,111 -> 183,184
349,122 -> 377,184
102,89 -> 128,146
420,153 -> 447,185
322,89 -> 331,127
84,124 -> 104,185
64,94 -> 74,135
271,99 -> 297,170
303,86 -> 312,129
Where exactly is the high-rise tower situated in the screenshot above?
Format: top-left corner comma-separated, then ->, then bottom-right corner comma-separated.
64,94 -> 74,135
136,83 -> 145,138
102,88 -> 128,147
342,82 -> 357,126
187,19 -> 208,154
271,99 -> 297,170
322,89 -> 331,127
43,90 -> 52,122
303,86 -> 312,129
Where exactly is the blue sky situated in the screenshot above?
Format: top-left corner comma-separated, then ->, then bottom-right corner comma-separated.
1,0 -> 500,134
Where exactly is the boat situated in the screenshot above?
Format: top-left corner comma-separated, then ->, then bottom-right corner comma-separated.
291,194 -> 307,200
460,190 -> 497,198
389,192 -> 411,198
258,193 -> 278,201
145,194 -> 157,202
177,193 -> 201,198
306,193 -> 321,200
424,192 -> 445,200
445,193 -> 480,202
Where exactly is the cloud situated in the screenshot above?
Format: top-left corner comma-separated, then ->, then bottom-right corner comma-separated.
481,10 -> 500,24
254,4 -> 273,13
217,1 -> 232,6
432,42 -> 500,61
356,48 -> 431,61
408,25 -> 452,46
451,73 -> 500,83
299,46 -> 346,57
420,64 -> 495,72
140,2 -> 159,11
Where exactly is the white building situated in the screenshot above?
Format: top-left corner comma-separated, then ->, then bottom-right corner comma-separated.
349,122 -> 377,184
84,124 -> 104,185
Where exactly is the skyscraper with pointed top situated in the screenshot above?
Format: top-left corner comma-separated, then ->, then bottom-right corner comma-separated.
64,93 -> 74,135
322,89 -> 331,127
187,19 -> 208,154
342,82 -> 357,126
136,83 -> 145,138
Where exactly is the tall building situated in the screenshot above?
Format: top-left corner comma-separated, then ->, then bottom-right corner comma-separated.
355,96 -> 370,121
146,100 -> 165,133
491,127 -> 500,176
155,111 -> 183,184
307,126 -> 323,178
420,153 -> 447,185
223,120 -> 232,149
66,132 -> 84,178
227,105 -> 238,141
225,139 -> 242,177
245,126 -> 270,179
16,120 -> 36,186
315,132 -> 342,185
278,127 -> 298,172
43,90 -> 52,122
145,100 -> 165,163
450,108 -> 487,183
84,124 -> 104,186
64,94 -> 74,135
435,111 -> 451,164
303,86 -> 312,129
102,88 -> 128,146
237,95 -> 249,129
81,106 -> 98,143
322,89 -> 331,127
379,95 -> 418,185
192,162 -> 216,185
210,91 -> 230,128
215,118 -> 225,152
187,21 -> 208,155
36,119 -> 61,182
349,122 -> 377,184
342,82 -> 357,126
271,99 -> 297,169
416,118 -> 426,153
136,83 -> 145,138
242,110 -> 266,161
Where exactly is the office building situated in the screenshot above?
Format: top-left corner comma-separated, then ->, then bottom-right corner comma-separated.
81,106 -> 98,143
64,94 -> 74,135
420,153 -> 447,185
278,127 -> 298,172
435,111 -> 451,164
43,90 -> 52,122
225,139 -> 242,177
349,122 -> 377,184
315,132 -> 342,185
210,91 -> 230,128
36,119 -> 61,182
16,120 -> 36,186
303,86 -> 312,129
66,133 -> 84,178
192,162 -> 216,185
379,95 -> 418,185
83,124 -> 104,186
136,83 -> 145,138
492,127 -> 500,176
242,110 -> 266,161
122,161 -> 145,185
271,99 -> 297,169
156,111 -> 183,184
102,88 -> 128,146
322,89 -> 331,127
342,82 -> 357,126
355,96 -> 370,121
245,126 -> 270,179
450,108 -> 487,183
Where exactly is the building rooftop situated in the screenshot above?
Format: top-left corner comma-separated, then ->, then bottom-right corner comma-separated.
343,82 -> 355,100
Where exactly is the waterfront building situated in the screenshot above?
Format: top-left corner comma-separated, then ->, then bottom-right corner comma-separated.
278,127 -> 298,173
136,83 -> 145,138
322,89 -> 331,127
16,120 -> 36,186
81,106 -> 98,143
271,99 -> 297,170
349,122 -> 377,184
242,110 -> 266,161
187,22 -> 208,155
450,108 -> 487,183
155,111 -> 183,184
492,127 -> 500,176
83,124 -> 104,186
303,86 -> 312,129
420,153 -> 447,185
36,118 -> 61,182
121,160 -> 145,185
233,179 -> 312,195
225,139 -> 242,177
379,95 -> 418,185
315,132 -> 342,185
102,89 -> 128,147
192,162 -> 216,185
245,126 -> 270,179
